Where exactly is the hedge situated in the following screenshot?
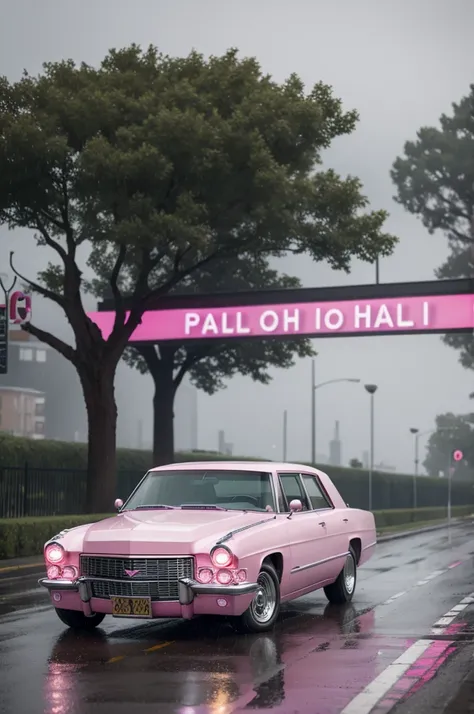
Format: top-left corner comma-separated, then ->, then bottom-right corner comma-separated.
1,507 -> 472,559
0,432 -> 473,512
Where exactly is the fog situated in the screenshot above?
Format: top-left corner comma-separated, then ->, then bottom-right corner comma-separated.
1,0 -> 473,473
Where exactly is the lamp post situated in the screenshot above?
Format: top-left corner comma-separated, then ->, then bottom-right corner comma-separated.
364,384 -> 378,511
409,427 -> 419,508
283,409 -> 288,462
310,358 -> 360,464
409,426 -> 454,509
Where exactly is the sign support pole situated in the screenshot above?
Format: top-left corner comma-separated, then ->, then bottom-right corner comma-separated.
0,274 -> 17,376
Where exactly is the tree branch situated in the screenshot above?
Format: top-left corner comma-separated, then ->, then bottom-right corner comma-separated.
173,344 -> 216,388
35,215 -> 69,263
9,252 -> 65,308
110,244 -> 127,331
22,323 -> 77,364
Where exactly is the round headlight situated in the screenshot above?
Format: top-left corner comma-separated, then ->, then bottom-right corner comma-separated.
62,566 -> 77,580
211,546 -> 233,568
45,543 -> 65,564
216,569 -> 233,585
197,568 -> 214,584
47,565 -> 61,580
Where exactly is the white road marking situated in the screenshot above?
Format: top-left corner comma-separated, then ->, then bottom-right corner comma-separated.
341,590 -> 474,714
340,640 -> 433,714
383,591 -> 407,605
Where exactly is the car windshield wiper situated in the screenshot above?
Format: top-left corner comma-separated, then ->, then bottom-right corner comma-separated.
180,504 -> 227,510
132,504 -> 177,510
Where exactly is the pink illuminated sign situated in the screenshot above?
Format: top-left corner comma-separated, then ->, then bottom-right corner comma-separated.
87,293 -> 474,343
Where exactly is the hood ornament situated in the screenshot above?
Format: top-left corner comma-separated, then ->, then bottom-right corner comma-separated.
124,569 -> 140,577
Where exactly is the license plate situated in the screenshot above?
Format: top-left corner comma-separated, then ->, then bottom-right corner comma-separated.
111,596 -> 152,618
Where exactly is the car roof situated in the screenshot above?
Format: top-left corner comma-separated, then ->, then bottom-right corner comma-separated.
149,461 -> 320,473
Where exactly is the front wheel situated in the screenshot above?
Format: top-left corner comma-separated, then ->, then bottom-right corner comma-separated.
55,608 -> 106,630
234,562 -> 281,633
324,547 -> 357,605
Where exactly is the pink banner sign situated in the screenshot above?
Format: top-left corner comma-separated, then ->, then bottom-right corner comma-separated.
87,293 -> 474,342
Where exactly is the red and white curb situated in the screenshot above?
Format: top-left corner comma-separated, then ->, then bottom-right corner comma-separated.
340,590 -> 474,714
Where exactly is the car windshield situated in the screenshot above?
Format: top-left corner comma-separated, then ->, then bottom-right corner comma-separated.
123,469 -> 276,512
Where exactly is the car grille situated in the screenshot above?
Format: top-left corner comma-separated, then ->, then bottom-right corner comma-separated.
80,555 -> 194,601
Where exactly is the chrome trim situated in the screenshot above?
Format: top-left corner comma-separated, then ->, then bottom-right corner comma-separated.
216,516 -> 277,544
362,541 -> 377,551
178,577 -> 259,604
38,578 -> 79,591
290,551 -> 349,574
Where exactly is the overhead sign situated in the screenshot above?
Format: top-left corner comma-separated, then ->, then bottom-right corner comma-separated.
453,449 -> 464,462
87,293 -> 474,343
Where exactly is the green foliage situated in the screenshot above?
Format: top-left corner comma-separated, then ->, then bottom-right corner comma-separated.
0,514 -> 110,559
123,255 -> 315,396
2,506 -> 473,559
391,84 -> 474,369
423,413 -> 474,479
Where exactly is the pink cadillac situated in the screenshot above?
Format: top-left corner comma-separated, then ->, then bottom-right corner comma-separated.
39,461 -> 376,633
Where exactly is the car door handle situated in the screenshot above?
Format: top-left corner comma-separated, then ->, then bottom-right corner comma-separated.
343,518 -> 349,522
319,521 -> 326,527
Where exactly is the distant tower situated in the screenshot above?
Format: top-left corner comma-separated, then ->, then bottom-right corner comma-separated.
329,420 -> 342,466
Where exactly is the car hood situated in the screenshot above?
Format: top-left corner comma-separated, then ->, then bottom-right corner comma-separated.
80,508 -> 274,556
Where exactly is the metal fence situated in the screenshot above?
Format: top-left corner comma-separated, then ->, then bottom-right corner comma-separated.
1,463 -> 473,519
0,465 -> 144,519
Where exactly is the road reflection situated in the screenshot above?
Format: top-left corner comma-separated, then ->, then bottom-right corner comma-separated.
44,602 -> 376,712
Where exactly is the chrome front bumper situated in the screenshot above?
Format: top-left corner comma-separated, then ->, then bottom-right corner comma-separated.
39,576 -> 259,606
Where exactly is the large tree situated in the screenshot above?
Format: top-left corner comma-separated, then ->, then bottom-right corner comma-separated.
120,255 -> 315,464
0,45 -> 396,512
391,84 -> 474,369
424,413 -> 474,481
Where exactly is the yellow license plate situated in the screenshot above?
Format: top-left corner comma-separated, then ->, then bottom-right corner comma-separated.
111,596 -> 152,618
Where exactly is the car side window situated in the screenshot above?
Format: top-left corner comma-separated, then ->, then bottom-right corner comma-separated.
278,473 -> 310,511
302,475 -> 332,510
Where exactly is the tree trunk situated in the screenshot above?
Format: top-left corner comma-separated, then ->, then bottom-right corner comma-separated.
152,357 -> 176,466
81,367 -> 118,514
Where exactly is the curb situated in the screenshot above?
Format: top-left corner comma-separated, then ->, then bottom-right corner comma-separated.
377,518 -> 472,543
0,560 -> 43,580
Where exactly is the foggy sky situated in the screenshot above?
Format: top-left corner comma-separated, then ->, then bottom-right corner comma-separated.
1,0 -> 473,473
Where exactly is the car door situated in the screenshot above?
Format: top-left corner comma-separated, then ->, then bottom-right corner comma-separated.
278,472 -> 334,594
300,473 -> 348,582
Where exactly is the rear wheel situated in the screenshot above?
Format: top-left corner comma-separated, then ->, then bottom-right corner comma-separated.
234,562 -> 281,633
324,547 -> 357,605
55,608 -> 105,630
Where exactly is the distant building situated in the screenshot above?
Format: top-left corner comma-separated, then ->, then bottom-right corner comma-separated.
0,385 -> 45,439
218,430 -> 233,456
0,330 -> 86,441
328,420 -> 342,466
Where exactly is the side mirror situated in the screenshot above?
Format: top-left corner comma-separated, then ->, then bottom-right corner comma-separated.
114,498 -> 124,511
289,499 -> 303,513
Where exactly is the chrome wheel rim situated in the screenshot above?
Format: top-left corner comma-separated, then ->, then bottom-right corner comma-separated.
250,571 -> 277,624
343,554 -> 356,594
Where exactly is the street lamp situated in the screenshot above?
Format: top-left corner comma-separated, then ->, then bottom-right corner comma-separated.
310,358 -> 360,464
409,426 -> 453,509
364,384 -> 378,511
409,427 -> 419,508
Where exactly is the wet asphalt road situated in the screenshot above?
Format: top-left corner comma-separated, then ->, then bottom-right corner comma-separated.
1,525 -> 474,714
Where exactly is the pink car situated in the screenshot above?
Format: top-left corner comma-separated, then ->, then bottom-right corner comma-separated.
39,461 -> 376,633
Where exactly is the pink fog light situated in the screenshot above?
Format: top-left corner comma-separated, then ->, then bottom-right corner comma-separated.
197,568 -> 213,584
216,569 -> 233,585
217,598 -> 228,607
211,546 -> 233,568
45,543 -> 65,564
62,566 -> 77,580
47,565 -> 61,580
234,569 -> 247,583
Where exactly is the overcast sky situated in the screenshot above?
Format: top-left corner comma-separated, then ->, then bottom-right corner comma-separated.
1,0 -> 473,473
